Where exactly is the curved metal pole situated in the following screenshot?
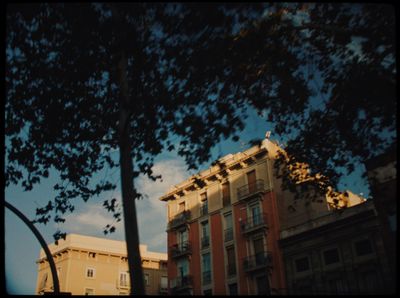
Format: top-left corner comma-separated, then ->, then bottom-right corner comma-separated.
5,201 -> 60,294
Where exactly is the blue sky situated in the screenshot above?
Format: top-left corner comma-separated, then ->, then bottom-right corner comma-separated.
4,107 -> 370,294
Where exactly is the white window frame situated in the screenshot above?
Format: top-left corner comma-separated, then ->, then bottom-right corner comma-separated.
86,267 -> 96,279
84,287 -> 95,295
119,271 -> 129,288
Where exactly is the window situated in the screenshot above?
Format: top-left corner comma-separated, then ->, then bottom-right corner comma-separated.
177,258 -> 189,278
250,204 -> 262,226
295,257 -> 310,273
119,272 -> 128,287
84,288 -> 95,295
178,228 -> 188,249
222,182 -> 231,207
86,267 -> 95,279
226,246 -> 236,276
323,248 -> 340,265
57,267 -> 61,278
200,192 -> 208,215
202,253 -> 211,285
354,239 -> 373,256
204,289 -> 212,295
228,283 -> 238,295
224,213 -> 233,242
144,273 -> 150,286
178,201 -> 185,213
358,271 -> 379,293
160,276 -> 168,289
247,170 -> 256,193
201,221 -> 210,248
328,278 -> 348,294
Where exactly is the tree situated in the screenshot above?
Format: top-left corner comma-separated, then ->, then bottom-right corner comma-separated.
6,3 -> 266,294
227,3 -> 396,199
6,3 -> 395,294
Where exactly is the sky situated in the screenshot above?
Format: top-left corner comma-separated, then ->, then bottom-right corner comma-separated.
3,106 -> 371,295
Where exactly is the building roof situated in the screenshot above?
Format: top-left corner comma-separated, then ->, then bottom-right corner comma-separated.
280,200 -> 375,241
159,138 -> 281,201
38,233 -> 167,262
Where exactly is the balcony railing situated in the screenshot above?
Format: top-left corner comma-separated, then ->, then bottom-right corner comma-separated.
243,251 -> 273,273
169,210 -> 191,230
237,179 -> 265,201
170,241 -> 192,259
240,213 -> 268,235
159,285 -> 168,294
201,236 -> 210,249
224,228 -> 233,242
202,271 -> 211,285
226,263 -> 236,277
171,275 -> 193,293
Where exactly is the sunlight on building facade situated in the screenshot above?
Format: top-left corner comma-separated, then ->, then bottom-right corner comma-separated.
35,234 -> 168,295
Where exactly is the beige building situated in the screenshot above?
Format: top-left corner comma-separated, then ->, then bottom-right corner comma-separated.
36,233 -> 168,295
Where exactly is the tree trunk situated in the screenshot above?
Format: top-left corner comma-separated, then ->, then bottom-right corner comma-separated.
117,51 -> 145,295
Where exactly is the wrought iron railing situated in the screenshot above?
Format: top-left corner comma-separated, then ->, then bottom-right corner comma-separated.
169,210 -> 191,230
243,251 -> 273,272
170,241 -> 192,259
237,179 -> 265,201
171,275 -> 193,290
240,213 -> 268,234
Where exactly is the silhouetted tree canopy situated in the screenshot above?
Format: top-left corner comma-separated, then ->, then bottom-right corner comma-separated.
6,3 -> 395,293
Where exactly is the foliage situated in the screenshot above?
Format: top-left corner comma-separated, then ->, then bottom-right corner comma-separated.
6,2 -> 395,235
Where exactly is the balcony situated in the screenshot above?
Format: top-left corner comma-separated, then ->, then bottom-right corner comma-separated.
159,285 -> 168,295
240,213 -> 268,236
243,251 -> 273,273
201,236 -> 210,249
224,228 -> 233,242
170,241 -> 192,259
171,275 -> 193,294
168,210 -> 191,230
237,179 -> 265,201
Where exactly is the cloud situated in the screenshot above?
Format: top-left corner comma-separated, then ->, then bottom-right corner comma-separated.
59,157 -> 190,253
135,158 -> 190,252
62,198 -> 125,240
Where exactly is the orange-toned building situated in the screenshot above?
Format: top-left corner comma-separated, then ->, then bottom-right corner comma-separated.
159,136 -> 364,295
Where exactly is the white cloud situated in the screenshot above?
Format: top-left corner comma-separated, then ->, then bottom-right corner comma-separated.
135,158 -> 190,252
59,157 -> 190,253
62,198 -> 125,241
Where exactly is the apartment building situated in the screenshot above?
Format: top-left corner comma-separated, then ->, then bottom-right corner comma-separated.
160,137 -> 363,295
279,200 -> 394,294
36,233 -> 168,295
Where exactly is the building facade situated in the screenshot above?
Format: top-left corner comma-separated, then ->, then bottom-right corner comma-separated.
160,137 -> 362,295
160,139 -> 363,295
35,233 -> 168,295
279,200 -> 394,294
365,147 -> 397,293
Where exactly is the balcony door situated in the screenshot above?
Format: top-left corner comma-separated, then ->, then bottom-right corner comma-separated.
253,238 -> 265,264
250,204 -> 262,226
247,170 -> 256,193
256,275 -> 270,295
177,258 -> 189,278
179,229 -> 188,249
